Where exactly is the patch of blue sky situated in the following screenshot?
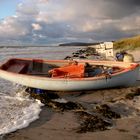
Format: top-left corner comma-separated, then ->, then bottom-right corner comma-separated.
0,0 -> 23,19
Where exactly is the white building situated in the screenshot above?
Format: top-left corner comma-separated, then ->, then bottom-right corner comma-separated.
90,42 -> 114,58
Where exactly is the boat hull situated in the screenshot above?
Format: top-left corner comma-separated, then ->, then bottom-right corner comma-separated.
0,58 -> 139,91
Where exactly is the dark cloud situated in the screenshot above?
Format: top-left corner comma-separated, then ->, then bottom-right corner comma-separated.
0,0 -> 140,45
102,0 -> 140,19
106,0 -> 140,6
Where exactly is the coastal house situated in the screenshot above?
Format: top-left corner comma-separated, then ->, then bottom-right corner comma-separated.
90,42 -> 114,58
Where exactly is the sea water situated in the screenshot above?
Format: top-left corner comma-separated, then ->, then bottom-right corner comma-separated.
0,46 -> 83,135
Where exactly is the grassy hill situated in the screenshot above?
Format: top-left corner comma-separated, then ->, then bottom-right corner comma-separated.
114,35 -> 140,50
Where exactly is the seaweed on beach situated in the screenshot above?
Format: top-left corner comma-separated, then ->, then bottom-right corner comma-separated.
27,88 -> 121,133
75,104 -> 121,133
28,88 -> 84,112
84,47 -> 96,55
95,104 -> 121,119
64,47 -> 96,60
125,88 -> 140,100
47,101 -> 84,112
76,111 -> 112,133
29,90 -> 60,104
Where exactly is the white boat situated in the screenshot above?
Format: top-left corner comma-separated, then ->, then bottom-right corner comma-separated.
0,58 -> 139,91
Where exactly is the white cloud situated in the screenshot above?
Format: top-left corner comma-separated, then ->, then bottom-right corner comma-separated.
0,0 -> 140,45
0,16 -> 30,37
16,1 -> 38,16
32,23 -> 42,30
38,0 -> 48,3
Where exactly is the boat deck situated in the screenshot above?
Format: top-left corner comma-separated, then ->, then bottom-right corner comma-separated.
7,63 -> 28,74
0,58 -> 135,78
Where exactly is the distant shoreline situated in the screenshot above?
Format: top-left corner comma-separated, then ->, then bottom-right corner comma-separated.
0,45 -> 88,48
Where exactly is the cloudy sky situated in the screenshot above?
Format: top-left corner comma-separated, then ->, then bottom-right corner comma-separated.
0,0 -> 140,45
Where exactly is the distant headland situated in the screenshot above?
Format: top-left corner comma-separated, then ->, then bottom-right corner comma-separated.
59,35 -> 140,50
59,42 -> 101,46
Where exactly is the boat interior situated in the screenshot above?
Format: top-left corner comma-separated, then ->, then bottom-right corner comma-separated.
0,58 -> 126,78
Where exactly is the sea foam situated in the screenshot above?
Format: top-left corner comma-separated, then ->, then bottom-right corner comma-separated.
0,93 -> 43,135
0,46 -> 85,135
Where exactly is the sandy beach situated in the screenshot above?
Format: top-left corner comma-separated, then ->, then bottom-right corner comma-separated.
3,49 -> 140,140
128,49 -> 140,62
3,87 -> 140,140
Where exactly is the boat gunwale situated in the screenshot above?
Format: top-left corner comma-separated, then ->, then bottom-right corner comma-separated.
0,58 -> 139,81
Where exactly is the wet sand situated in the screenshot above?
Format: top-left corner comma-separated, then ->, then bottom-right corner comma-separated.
3,49 -> 140,140
3,87 -> 140,140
